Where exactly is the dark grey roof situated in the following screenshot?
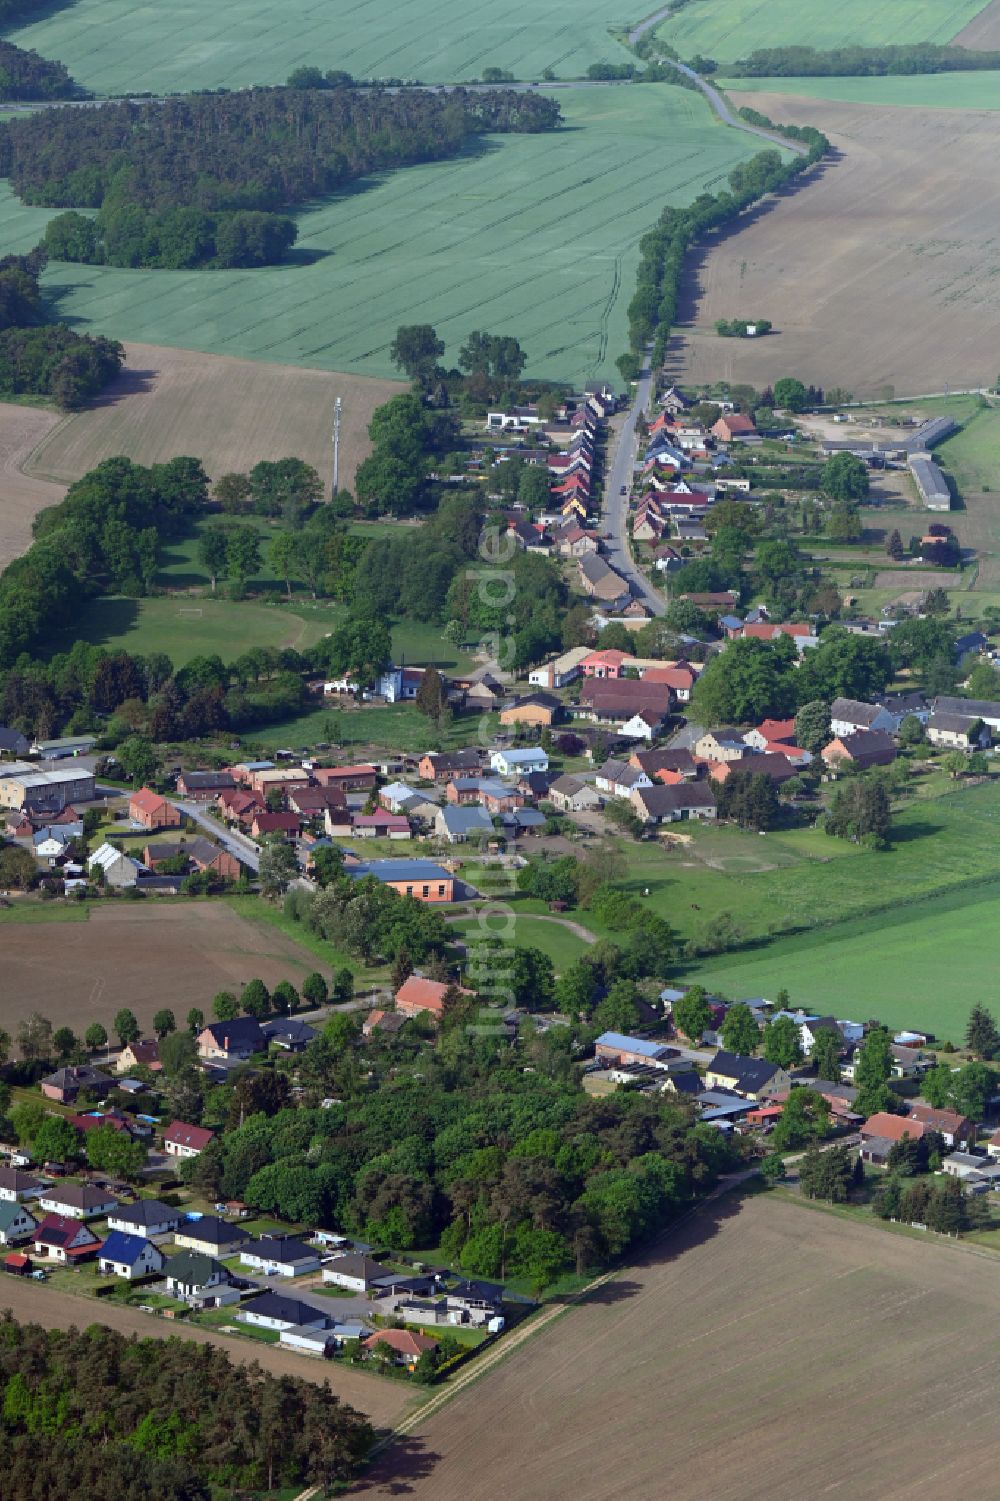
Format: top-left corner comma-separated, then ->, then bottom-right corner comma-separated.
201,1016 -> 265,1052
934,695 -> 1000,721
109,1198 -> 178,1228
243,1236 -> 315,1263
261,1018 -> 316,1048
242,1291 -> 327,1326
709,1051 -> 783,1091
180,1215 -> 251,1246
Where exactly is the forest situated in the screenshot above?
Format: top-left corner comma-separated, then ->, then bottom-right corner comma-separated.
0,36 -> 80,99
0,1315 -> 373,1499
2,86 -> 562,268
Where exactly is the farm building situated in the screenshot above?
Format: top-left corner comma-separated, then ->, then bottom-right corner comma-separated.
908,453 -> 951,510
345,859 -> 456,902
128,787 -> 183,830
0,762 -> 95,811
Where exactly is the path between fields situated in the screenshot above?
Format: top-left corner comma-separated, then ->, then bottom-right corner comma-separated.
444,912 -> 597,944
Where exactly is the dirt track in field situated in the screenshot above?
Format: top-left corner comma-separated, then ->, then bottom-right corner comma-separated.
24,342 -> 404,492
0,902 -> 322,1034
357,1192 -> 1000,1499
1,1275 -> 411,1429
0,403 -> 67,567
672,95 -> 1000,398
952,0 -> 1000,46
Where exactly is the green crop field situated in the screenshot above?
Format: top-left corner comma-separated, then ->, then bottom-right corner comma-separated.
656,0 -> 990,65
8,0 -> 636,94
14,87 -> 766,387
449,913 -> 591,972
722,71 -> 1000,109
686,881 -> 1000,1040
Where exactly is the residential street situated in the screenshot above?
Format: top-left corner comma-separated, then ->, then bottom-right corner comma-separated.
172,798 -> 261,873
602,355 -> 667,618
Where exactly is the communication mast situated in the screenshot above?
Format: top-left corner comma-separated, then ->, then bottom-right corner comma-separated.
331,396 -> 343,500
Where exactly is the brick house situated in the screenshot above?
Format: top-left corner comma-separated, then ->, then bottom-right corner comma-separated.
128,787 -> 182,831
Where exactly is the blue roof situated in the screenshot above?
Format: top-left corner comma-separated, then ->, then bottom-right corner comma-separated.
101,1230 -> 158,1265
596,1031 -> 665,1059
440,806 -> 494,834
348,859 -> 453,882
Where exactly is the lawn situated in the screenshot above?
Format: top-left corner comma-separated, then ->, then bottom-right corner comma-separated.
223,894 -> 391,986
9,0 -> 638,93
721,71 -> 1000,109
656,0 -> 990,64
36,588 -> 477,673
448,912 -> 591,971
246,703 -> 492,754
22,86 -> 767,387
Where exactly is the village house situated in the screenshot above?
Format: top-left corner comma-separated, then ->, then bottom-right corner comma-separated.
594,1033 -> 673,1067
630,747 -> 698,781
164,1250 -> 237,1305
693,729 -> 750,764
418,750 -> 483,782
907,1104 -> 974,1147
631,783 -> 717,825
322,1252 -> 387,1293
250,811 -> 301,842
287,784 -> 346,818
595,759 -> 652,799
499,693 -> 560,729
859,1112 -> 926,1167
490,747 -> 549,777
578,555 -> 631,610
829,697 -> 895,738
107,1200 -> 181,1238
704,1052 -> 792,1101
362,1009 -> 408,1039
239,1236 -> 322,1278
313,763 -> 379,793
128,787 -> 183,831
0,1168 -> 44,1203
0,1202 -> 37,1245
712,413 -> 757,442
436,804 -> 495,844
932,695 -> 1000,731
173,1217 -> 252,1259
262,1018 -> 316,1053
579,680 -> 673,738
217,787 -> 264,824
528,645 -> 591,690
363,1328 -> 439,1370
39,1064 -> 112,1104
98,1231 -> 165,1280
708,753 -> 797,787
548,774 -> 602,813
822,730 -> 897,771
196,1017 -> 265,1062
163,1121 -> 215,1159
395,974 -> 472,1022
240,1291 -> 329,1332
0,725 -> 30,757
116,1038 -> 162,1074
33,1214 -> 100,1262
926,712 -> 990,750
175,770 -> 236,801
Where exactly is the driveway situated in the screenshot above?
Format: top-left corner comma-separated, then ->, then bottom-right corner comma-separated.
171,799 -> 261,873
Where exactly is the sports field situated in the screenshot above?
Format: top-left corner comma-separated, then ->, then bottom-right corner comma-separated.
16,88 -> 763,387
718,71 -> 1000,108
654,0 -> 990,64
38,592 -> 475,671
362,1192 -> 1000,1501
687,880 -> 1000,1040
7,0 -> 636,93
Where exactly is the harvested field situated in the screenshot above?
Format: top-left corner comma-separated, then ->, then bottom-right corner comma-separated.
0,402 -> 66,568
0,1276 -> 410,1430
954,0 -> 1000,46
0,902 -> 325,1034
872,568 -> 959,588
361,1192 -> 1000,1500
25,343 -> 403,491
672,94 -> 1000,398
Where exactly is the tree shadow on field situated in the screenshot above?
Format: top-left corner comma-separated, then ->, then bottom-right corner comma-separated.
349,1433 -> 441,1496
84,365 -> 158,410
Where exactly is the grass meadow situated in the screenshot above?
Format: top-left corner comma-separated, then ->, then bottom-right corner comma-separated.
8,0 -> 637,94
24,87 -> 764,387
655,0 -> 991,65
723,72 -> 1000,109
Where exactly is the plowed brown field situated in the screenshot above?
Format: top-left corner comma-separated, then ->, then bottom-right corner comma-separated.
673,95 -> 1000,398
359,1192 -> 1000,1500
25,343 -> 404,492
0,402 -> 66,568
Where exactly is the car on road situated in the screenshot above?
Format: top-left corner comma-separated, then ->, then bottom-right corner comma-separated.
620,485 -> 627,494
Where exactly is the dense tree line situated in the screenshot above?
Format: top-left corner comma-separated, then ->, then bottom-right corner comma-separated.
4,87 -> 560,268
0,37 -> 80,99
620,131 -> 828,376
0,1316 -> 373,1497
729,43 -> 1000,77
